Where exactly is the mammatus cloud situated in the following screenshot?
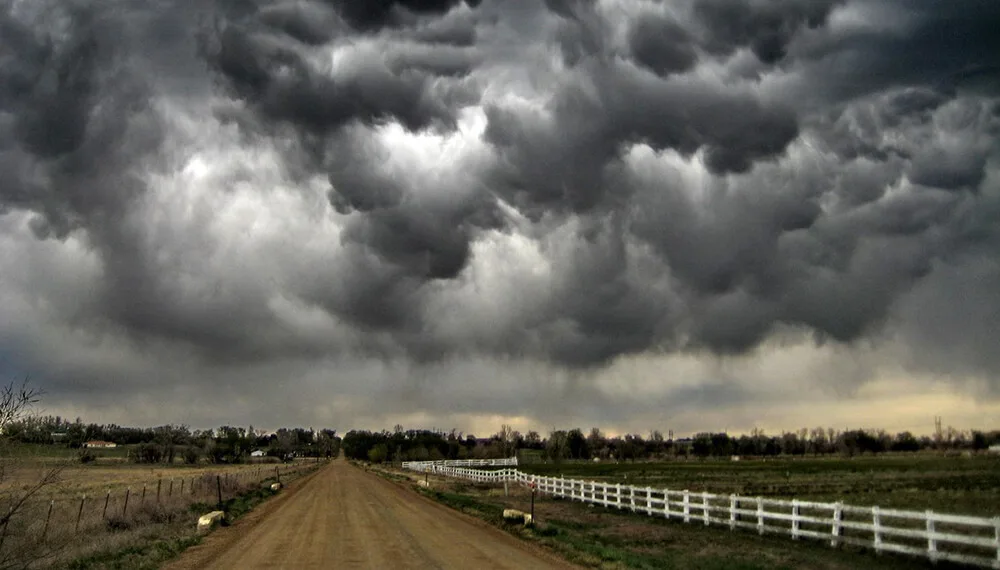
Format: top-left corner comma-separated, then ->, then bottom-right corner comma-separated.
0,0 -> 998,431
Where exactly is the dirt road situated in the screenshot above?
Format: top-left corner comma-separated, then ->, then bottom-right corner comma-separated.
165,460 -> 576,569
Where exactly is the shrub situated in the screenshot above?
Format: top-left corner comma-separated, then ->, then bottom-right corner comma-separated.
183,447 -> 200,464
133,443 -> 164,463
368,443 -> 388,464
78,449 -> 97,463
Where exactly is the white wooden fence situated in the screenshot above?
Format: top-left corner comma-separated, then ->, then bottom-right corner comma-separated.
401,457 -> 518,469
404,463 -> 1000,569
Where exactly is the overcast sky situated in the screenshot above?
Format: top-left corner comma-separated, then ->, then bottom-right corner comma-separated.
2,0 -> 999,437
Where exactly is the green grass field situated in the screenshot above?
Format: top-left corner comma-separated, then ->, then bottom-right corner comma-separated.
518,454 -> 1000,517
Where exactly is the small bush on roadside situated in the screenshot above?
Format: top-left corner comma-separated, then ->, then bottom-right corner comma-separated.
105,514 -> 132,532
78,449 -> 97,463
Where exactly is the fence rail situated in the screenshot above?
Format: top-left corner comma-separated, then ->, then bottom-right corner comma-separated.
401,458 -> 518,469
404,463 -> 1000,569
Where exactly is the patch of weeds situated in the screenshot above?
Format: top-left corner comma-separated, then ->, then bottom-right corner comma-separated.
417,488 -> 505,522
66,535 -> 201,570
219,487 -> 278,524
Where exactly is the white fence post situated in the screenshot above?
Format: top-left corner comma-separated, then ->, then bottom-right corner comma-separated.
630,486 -> 636,512
873,506 -> 882,554
757,497 -> 764,535
683,490 -> 691,523
791,499 -> 800,540
729,495 -> 736,531
993,517 -> 999,568
926,510 -> 937,562
646,487 -> 652,516
616,484 -> 622,509
831,502 -> 843,547
663,489 -> 671,519
702,492 -> 710,526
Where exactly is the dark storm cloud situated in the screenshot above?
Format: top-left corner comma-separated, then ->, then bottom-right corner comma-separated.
329,0 -> 480,32
692,0 -> 844,63
201,24 -> 461,133
2,0 -> 1000,392
628,15 -> 698,77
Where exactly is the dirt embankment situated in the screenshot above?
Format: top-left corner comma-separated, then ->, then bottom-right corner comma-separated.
165,459 -> 576,569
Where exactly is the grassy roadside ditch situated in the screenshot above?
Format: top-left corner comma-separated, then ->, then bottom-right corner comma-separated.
60,462 -> 323,570
375,466 -> 975,570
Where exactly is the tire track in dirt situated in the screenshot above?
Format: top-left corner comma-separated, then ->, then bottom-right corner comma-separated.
165,459 -> 577,569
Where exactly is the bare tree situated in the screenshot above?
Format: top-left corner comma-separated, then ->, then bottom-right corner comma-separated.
496,424 -> 516,458
0,378 -> 41,433
0,378 -> 65,569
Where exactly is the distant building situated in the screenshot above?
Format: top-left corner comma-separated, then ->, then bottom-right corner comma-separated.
83,440 -> 117,448
51,432 -> 67,443
988,444 -> 1000,454
250,450 -> 266,458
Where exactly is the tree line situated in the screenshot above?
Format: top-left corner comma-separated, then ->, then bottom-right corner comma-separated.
4,415 -> 341,463
344,424 -> 1000,464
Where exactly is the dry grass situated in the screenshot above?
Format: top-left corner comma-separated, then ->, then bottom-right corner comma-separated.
0,460 -> 318,569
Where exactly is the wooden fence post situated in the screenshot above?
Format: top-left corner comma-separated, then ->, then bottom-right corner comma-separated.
831,502 -> 843,547
123,487 -> 130,517
216,475 -> 223,510
756,497 -> 764,535
141,484 -> 146,505
169,479 -> 173,498
180,479 -> 185,495
791,500 -> 800,540
103,489 -> 111,520
872,506 -> 882,554
41,500 -> 53,542
76,495 -> 86,533
0,507 -> 10,550
926,510 -> 937,562
729,495 -> 736,530
157,479 -> 162,504
994,517 -> 1000,568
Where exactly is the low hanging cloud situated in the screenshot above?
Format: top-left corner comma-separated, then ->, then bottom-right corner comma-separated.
1,0 -> 999,431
